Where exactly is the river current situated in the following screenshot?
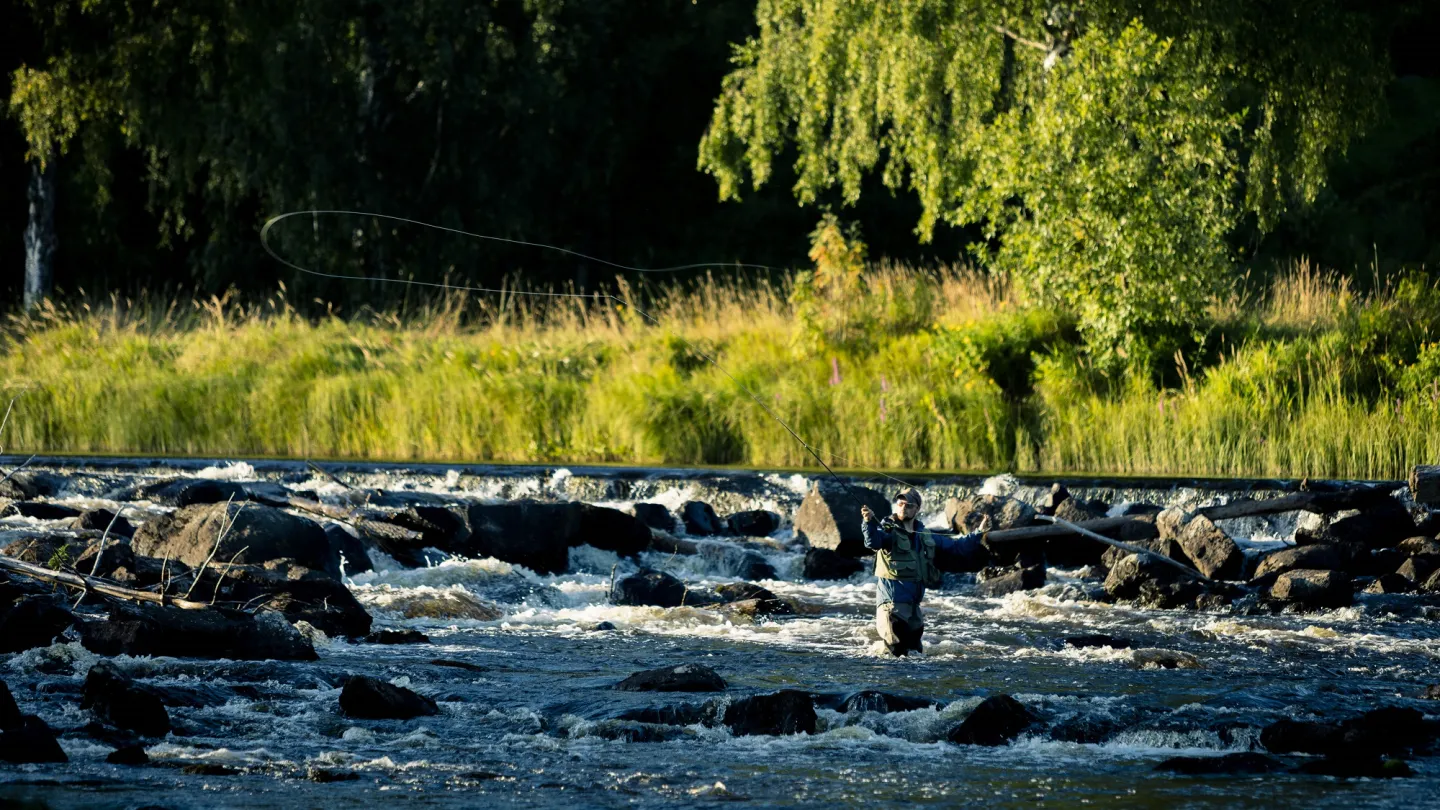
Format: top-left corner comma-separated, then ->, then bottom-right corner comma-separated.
2,459 -> 1439,808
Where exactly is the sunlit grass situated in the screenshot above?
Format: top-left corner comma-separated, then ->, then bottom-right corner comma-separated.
1,262 -> 1436,479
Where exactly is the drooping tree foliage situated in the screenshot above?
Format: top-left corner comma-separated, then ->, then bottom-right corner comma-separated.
698,0 -> 1403,361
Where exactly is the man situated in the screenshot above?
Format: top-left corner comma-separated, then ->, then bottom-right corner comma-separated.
861,487 -> 986,656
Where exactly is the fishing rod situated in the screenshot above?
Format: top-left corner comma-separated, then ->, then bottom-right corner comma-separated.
260,210 -> 914,509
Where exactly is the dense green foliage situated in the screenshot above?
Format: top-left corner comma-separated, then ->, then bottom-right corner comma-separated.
699,0 -> 1412,359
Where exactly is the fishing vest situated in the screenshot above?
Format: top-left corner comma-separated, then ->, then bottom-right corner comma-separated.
874,522 -> 942,587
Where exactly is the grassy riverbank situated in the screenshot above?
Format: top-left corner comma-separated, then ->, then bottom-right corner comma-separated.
3,263 -> 1438,479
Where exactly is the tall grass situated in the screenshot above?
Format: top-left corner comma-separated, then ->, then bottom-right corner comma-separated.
2,262 -> 1436,479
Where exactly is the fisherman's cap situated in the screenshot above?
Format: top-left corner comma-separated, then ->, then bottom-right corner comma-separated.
894,487 -> 923,508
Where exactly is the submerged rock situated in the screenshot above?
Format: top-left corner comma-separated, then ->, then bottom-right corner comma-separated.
948,695 -> 1036,746
801,547 -> 865,581
2,501 -> 80,520
615,702 -> 718,727
725,510 -> 781,537
1269,569 -> 1351,609
1295,755 -> 1413,779
106,744 -> 150,765
679,501 -> 725,536
794,483 -> 889,557
1154,752 -> 1283,775
611,569 -> 692,608
363,629 -> 430,645
78,602 -> 318,661
133,501 -> 338,578
697,543 -> 776,581
840,691 -> 938,714
0,715 -> 67,763
0,596 -> 74,654
1064,634 -> 1133,650
339,675 -> 438,720
615,664 -> 726,693
975,565 -> 1045,597
82,662 -> 170,738
723,690 -> 817,736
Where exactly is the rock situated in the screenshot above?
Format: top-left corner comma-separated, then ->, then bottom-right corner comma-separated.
1365,573 -> 1416,594
1253,544 -> 1348,580
243,571 -> 373,638
106,744 -> 150,765
631,503 -> 675,532
840,691 -> 937,714
1132,648 -> 1203,669
1295,755 -> 1413,779
1053,497 -> 1107,524
1037,483 -> 1070,516
0,596 -> 74,653
1412,464 -> 1440,507
1103,553 -> 1208,609
132,501 -> 338,579
324,525 -> 373,576
975,566 -> 1045,597
947,694 -> 1036,746
1261,718 -> 1344,754
1155,507 -> 1189,542
0,470 -> 67,500
1358,546 -> 1408,578
1177,515 -> 1244,580
1101,537 -> 1192,571
615,702 -> 717,727
1297,499 -> 1416,550
181,763 -> 241,776
462,501 -> 653,574
947,495 -> 1037,534
801,547 -> 865,581
338,675 -> 439,719
1119,503 -> 1163,517
679,501 -> 725,536
713,582 -> 793,616
306,766 -> 360,782
387,505 -> 472,550
725,510 -> 780,537
0,681 -> 21,731
77,602 -> 318,661
3,501 -> 81,520
723,690 -> 816,736
82,662 -> 171,738
612,569 -> 690,608
363,629 -> 430,645
698,543 -> 776,580
1399,536 -> 1440,556
592,621 -> 617,631
0,715 -> 68,763
73,508 -> 135,537
1423,684 -> 1440,700
1269,569 -> 1352,609
583,719 -> 691,743
615,664 -> 727,692
1064,634 -> 1133,650
794,482 -> 889,557
1154,752 -> 1284,775
128,478 -> 286,508
1423,568 -> 1440,593
1395,554 -> 1439,584
1340,707 -> 1432,755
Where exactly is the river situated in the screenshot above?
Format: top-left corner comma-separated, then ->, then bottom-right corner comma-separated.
2,459 -> 1438,808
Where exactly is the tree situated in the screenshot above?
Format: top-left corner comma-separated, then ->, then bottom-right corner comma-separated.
699,1 -> 1395,363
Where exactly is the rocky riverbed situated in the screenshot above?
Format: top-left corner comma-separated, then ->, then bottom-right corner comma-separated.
2,458 -> 1440,808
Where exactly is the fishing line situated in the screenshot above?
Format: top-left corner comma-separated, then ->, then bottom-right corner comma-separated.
260,210 -> 918,506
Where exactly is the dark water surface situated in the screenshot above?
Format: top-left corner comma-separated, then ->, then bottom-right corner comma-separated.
2,460 -> 1438,808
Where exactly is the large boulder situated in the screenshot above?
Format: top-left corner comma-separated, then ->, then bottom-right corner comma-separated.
1269,569 -> 1351,609
235,570 -> 373,638
1037,483 -> 1070,516
612,569 -> 691,608
77,602 -> 318,661
2,501 -> 80,520
0,470 -> 67,500
840,691 -> 938,714
1053,497 -> 1107,524
338,676 -> 438,719
1177,515 -> 1245,580
801,547 -> 865,581
1296,499 -> 1417,550
794,483 -> 890,557
82,662 -> 170,738
132,501 -> 338,579
0,596 -> 74,653
324,524 -> 373,576
615,664 -> 726,692
974,566 -> 1045,598
679,501 -> 724,536
1395,555 -> 1440,584
1103,553 -> 1208,609
947,695 -> 1036,746
1398,537 -> 1440,556
725,510 -> 781,537
947,495 -> 1037,534
713,582 -> 794,617
630,503 -> 675,533
697,543 -> 776,581
462,501 -> 652,574
1100,537 -> 1192,572
0,715 -> 67,763
722,690 -> 816,736
126,478 -> 289,508
74,508 -> 136,537
1253,544 -> 1348,580
0,680 -> 21,731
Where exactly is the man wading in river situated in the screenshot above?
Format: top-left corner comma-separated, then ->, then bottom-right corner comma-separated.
861,487 -> 986,656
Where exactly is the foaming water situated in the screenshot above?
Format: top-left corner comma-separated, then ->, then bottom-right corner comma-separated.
2,461 -> 1438,808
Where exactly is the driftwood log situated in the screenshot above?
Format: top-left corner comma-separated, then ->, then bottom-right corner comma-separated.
986,484 -> 1398,545
0,554 -> 212,610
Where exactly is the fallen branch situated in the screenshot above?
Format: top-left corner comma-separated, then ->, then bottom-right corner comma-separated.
1034,515 -> 1215,585
0,554 -> 212,610
306,459 -> 356,491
